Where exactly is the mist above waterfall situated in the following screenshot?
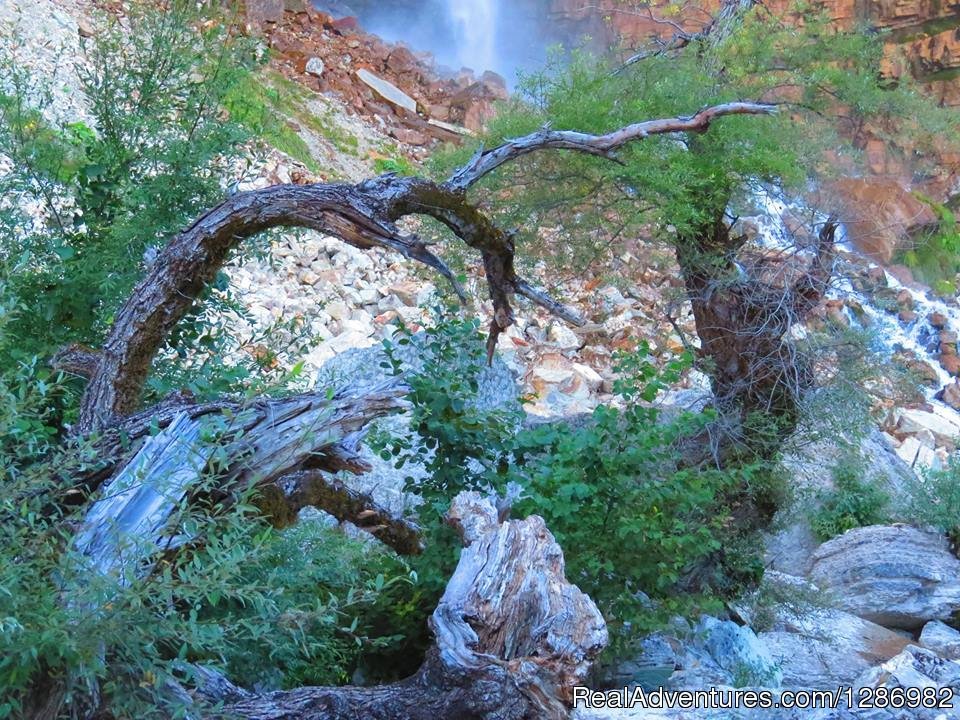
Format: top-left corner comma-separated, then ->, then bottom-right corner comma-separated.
317,0 -> 559,83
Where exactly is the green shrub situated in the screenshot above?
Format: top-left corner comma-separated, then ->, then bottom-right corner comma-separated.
0,434 -> 411,716
375,309 -> 766,662
902,461 -> 960,548
808,451 -> 890,541
0,0 -> 258,361
514,347 -> 762,652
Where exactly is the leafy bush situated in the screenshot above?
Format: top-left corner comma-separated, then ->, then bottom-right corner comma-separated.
0,433 -> 412,716
808,451 -> 890,541
376,309 -> 767,662
0,0 -> 258,361
902,461 -> 960,549
513,348 -> 764,652
899,196 -> 960,287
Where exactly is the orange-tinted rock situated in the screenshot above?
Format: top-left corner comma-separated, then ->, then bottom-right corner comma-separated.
832,177 -> 940,262
940,381 -> 960,410
941,353 -> 960,376
930,312 -> 949,328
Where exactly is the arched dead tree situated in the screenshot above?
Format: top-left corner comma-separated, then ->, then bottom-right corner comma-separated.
64,102 -> 776,436
45,102 -> 778,719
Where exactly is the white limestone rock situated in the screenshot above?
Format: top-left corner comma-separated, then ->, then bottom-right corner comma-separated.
810,525 -> 960,630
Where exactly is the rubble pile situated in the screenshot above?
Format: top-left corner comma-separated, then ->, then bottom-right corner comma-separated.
248,2 -> 510,149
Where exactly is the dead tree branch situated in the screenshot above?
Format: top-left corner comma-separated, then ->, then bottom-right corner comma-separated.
614,0 -> 759,74
71,381 -> 420,562
445,102 -> 776,191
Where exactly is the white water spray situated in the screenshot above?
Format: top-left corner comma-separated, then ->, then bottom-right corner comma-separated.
446,0 -> 499,73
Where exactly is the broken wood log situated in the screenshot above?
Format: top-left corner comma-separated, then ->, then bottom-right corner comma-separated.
72,381 -> 419,579
193,492 -> 607,720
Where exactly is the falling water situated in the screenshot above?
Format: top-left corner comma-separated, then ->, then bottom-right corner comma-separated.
446,0 -> 499,73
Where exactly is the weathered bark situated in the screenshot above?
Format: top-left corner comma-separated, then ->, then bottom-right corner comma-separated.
72,381 -> 420,566
194,492 -> 607,720
676,211 -> 837,458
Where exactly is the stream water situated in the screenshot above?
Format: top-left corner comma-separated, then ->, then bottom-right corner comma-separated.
751,187 -> 960,440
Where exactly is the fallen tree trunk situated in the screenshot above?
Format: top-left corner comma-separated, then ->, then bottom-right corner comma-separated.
72,380 -> 420,574
192,492 -> 607,720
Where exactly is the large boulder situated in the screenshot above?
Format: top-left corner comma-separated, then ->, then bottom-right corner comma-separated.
668,616 -> 782,690
761,607 -> 912,687
810,525 -> 960,630
920,620 -> 960,661
854,645 -> 960,720
896,407 -> 960,449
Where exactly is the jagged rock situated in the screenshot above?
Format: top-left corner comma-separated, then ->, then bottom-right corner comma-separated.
607,634 -> 680,689
245,0 -> 285,27
940,381 -> 960,410
573,363 -> 604,392
896,407 -> 960,447
943,353 -> 960,377
356,68 -> 417,113
547,322 -> 582,351
388,280 -> 433,307
669,616 -> 781,690
832,178 -> 939,262
759,573 -> 912,687
763,522 -> 820,577
895,435 -> 941,471
854,645 -> 960,720
931,312 -> 949,329
324,299 -> 352,321
920,620 -> 960,660
599,285 -> 630,308
305,56 -> 325,77
810,525 -> 960,630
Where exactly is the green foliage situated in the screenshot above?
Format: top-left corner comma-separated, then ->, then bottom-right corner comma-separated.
0,427 -> 410,716
0,286 -> 72,477
379,305 -> 524,506
374,155 -> 417,176
376,309 -> 766,662
902,460 -> 960,548
198,517 -> 412,690
224,70 -> 318,171
808,450 -> 891,541
0,0 -> 258,361
431,4 -> 956,285
513,347 -> 764,652
899,194 -> 960,287
364,306 -> 524,675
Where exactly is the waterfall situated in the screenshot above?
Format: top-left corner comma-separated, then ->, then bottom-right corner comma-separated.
446,0 -> 499,73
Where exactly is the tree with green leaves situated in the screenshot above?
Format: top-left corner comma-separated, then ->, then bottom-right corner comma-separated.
3,0 -> 958,717
439,0 -> 955,460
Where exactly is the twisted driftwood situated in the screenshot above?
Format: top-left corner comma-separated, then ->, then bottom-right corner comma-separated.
192,492 -> 607,720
